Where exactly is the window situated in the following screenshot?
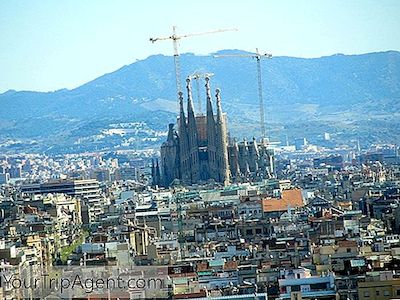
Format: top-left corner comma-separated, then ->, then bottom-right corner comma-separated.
364,291 -> 370,298
310,283 -> 328,290
376,290 -> 380,296
397,289 -> 400,296
383,290 -> 390,296
291,285 -> 301,292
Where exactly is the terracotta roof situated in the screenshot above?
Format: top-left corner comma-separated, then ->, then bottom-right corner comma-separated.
196,262 -> 209,271
173,290 -> 207,299
224,261 -> 238,270
338,240 -> 357,248
262,189 -> 304,213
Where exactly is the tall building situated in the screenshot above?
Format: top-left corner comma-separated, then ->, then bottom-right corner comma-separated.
21,179 -> 104,223
158,77 -> 274,187
159,77 -> 230,186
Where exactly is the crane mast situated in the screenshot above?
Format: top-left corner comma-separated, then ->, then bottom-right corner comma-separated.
150,26 -> 237,109
255,49 -> 266,138
171,26 -> 182,94
215,49 -> 272,138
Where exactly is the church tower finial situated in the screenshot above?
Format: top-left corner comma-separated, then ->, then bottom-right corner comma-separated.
185,77 -> 200,182
206,76 -> 217,180
178,89 -> 190,183
214,88 -> 230,185
215,88 -> 223,121
205,77 -> 214,116
179,91 -> 184,114
178,91 -> 186,129
205,77 -> 212,100
186,77 -> 195,116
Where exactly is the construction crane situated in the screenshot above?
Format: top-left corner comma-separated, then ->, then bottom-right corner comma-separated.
215,49 -> 272,138
188,72 -> 214,114
150,26 -> 237,99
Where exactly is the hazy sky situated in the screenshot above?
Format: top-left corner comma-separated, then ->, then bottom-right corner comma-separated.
1,0 -> 399,93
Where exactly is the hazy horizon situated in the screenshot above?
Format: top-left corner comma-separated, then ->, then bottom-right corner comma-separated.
1,49 -> 399,94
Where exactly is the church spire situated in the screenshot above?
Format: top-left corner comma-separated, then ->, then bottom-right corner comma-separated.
186,77 -> 200,182
206,77 -> 217,180
186,78 -> 196,121
216,88 -> 223,122
205,77 -> 214,117
179,91 -> 186,127
178,91 -> 190,183
214,88 -> 230,185
167,123 -> 175,142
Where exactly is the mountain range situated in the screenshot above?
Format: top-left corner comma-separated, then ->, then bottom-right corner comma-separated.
1,50 -> 399,153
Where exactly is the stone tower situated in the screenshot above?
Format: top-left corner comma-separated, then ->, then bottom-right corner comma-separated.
160,76 -> 263,187
178,91 -> 191,183
186,78 -> 200,183
206,77 -> 217,181
214,88 -> 230,185
160,123 -> 180,186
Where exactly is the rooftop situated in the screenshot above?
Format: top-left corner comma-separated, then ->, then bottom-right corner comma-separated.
262,188 -> 304,213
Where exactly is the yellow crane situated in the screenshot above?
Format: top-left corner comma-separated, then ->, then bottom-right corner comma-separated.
215,49 -> 272,138
188,71 -> 214,114
150,26 -> 237,100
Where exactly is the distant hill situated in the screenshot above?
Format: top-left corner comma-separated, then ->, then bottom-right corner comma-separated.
1,50 -> 399,153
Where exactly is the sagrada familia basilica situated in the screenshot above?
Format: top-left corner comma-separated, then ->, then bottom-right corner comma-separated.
152,77 -> 274,187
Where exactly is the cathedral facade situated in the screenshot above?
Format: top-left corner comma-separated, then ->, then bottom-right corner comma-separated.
155,77 -> 274,187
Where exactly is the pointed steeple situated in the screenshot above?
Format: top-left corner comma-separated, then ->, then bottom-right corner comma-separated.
167,123 -> 175,142
178,91 -> 190,183
206,77 -> 217,180
215,88 -> 223,123
178,91 -> 186,130
187,78 -> 196,120
214,88 -> 230,185
205,77 -> 214,118
186,77 -> 200,182
178,91 -> 188,144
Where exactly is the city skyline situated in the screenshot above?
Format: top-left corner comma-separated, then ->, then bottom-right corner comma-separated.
1,1 -> 400,296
